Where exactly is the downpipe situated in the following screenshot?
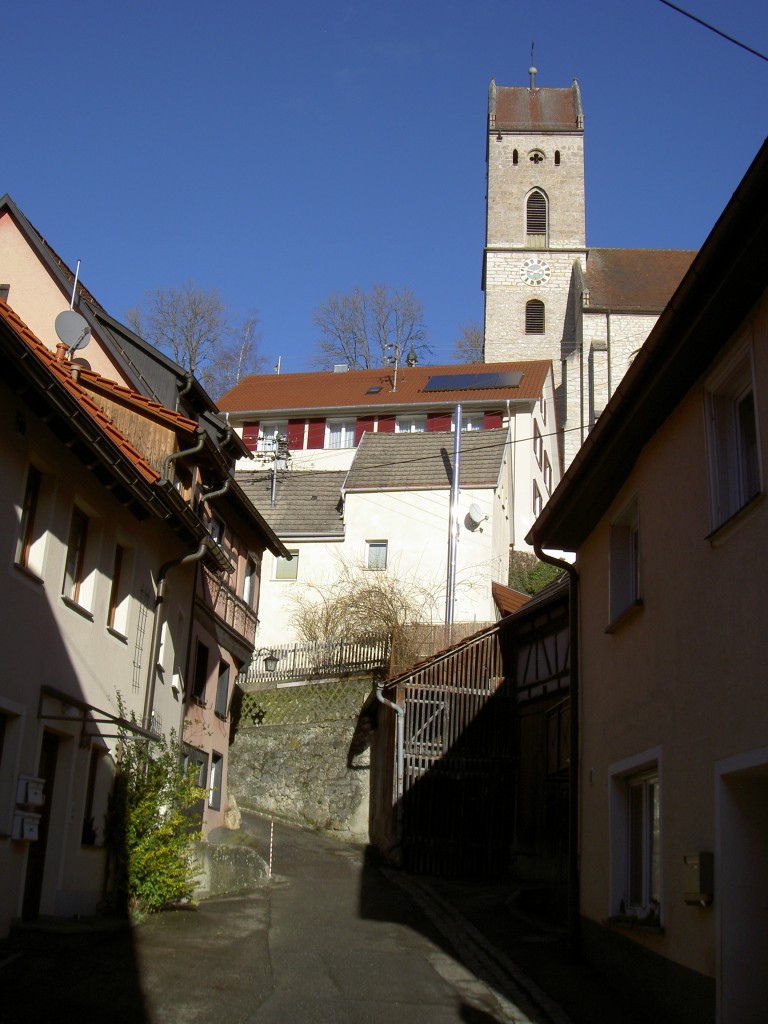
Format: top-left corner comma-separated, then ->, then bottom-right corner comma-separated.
532,540 -> 580,955
376,683 -> 405,857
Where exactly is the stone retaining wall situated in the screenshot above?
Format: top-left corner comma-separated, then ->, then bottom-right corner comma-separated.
228,679 -> 374,841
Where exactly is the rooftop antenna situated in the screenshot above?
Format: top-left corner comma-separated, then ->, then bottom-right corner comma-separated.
55,261 -> 91,356
529,41 -> 537,90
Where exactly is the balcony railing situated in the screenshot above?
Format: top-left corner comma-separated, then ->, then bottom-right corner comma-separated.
200,565 -> 258,647
242,635 -> 391,687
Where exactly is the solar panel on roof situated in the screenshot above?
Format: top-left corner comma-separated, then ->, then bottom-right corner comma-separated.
423,372 -> 523,392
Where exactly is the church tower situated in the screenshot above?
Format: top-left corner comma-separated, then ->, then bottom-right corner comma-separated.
483,71 -> 585,405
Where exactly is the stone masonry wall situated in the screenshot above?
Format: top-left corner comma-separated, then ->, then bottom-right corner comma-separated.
228,679 -> 374,841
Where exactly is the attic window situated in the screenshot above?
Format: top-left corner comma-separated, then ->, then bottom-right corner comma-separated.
367,386 -> 382,394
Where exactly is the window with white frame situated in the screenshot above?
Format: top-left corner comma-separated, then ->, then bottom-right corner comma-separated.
209,751 -> 223,810
62,506 -> 92,609
543,452 -> 553,495
107,543 -> 131,637
274,550 -> 299,581
396,414 -> 426,433
610,758 -> 661,922
609,498 -> 640,624
15,464 -> 43,574
326,419 -> 356,449
366,541 -> 388,571
533,482 -> 542,518
705,347 -> 761,529
533,421 -> 543,467
259,420 -> 288,453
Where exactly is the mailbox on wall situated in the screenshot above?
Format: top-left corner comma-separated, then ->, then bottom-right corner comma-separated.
16,775 -> 46,807
683,852 -> 714,906
12,811 -> 41,842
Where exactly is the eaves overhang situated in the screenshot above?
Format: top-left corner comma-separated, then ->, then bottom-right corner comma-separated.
529,139 -> 768,552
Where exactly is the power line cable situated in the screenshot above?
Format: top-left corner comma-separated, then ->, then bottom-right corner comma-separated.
658,0 -> 768,63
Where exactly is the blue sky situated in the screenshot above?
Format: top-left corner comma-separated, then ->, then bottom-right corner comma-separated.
3,1 -> 767,372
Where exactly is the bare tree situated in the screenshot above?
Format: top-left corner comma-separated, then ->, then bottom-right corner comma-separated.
126,284 -> 264,399
205,313 -> 265,399
312,283 -> 431,370
453,320 -> 485,363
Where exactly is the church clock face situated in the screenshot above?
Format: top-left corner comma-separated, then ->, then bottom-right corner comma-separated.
520,258 -> 551,286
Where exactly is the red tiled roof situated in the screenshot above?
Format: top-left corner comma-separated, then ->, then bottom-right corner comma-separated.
0,299 -> 160,484
494,85 -> 581,131
217,361 -> 551,415
491,582 -> 530,616
78,368 -> 198,434
585,249 -> 696,312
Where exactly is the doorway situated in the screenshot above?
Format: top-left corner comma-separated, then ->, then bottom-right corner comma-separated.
22,731 -> 59,921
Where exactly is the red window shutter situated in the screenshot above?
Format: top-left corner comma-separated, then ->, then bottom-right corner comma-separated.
484,411 -> 503,429
355,416 -> 375,444
306,419 -> 326,449
377,416 -> 396,433
287,420 -> 305,450
242,421 -> 260,451
427,412 -> 452,432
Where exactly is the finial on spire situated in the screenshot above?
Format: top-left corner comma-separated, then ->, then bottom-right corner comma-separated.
528,41 -> 537,90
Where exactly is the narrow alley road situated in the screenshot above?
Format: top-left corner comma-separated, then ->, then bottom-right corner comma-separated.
3,815 -> 650,1024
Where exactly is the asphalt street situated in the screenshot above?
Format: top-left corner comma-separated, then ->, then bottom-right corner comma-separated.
2,815 -> 651,1024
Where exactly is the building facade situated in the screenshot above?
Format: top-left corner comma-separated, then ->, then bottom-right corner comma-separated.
529,139 -> 768,1024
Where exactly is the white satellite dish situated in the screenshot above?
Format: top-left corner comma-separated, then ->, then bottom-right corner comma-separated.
55,309 -> 91,353
467,503 -> 487,527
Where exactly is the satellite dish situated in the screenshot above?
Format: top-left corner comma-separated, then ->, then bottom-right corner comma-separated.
55,309 -> 91,353
467,503 -> 487,527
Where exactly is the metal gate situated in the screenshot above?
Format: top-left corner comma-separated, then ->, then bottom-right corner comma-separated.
398,634 -> 515,876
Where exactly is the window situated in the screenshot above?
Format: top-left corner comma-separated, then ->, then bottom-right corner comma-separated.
543,452 -> 553,495
366,541 -> 388,571
627,771 -> 660,917
533,483 -> 542,518
526,189 -> 548,246
274,550 -> 298,581
208,514 -> 225,546
609,498 -> 640,624
107,544 -> 130,636
533,421 -> 543,467
62,507 -> 89,606
183,746 -> 208,788
259,420 -> 288,453
15,464 -> 42,572
209,752 -> 223,810
705,349 -> 761,529
327,419 -> 356,449
525,299 -> 545,334
214,662 -> 230,718
192,640 -> 209,704
243,556 -> 259,608
554,150 -> 561,166
81,747 -> 105,846
396,415 -> 427,433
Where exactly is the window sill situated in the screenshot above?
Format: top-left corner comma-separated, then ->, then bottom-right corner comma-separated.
706,491 -> 764,547
214,711 -> 228,721
107,626 -> 128,644
61,596 -> 94,621
605,915 -> 664,935
13,562 -> 44,586
605,599 -> 644,634
192,697 -> 207,708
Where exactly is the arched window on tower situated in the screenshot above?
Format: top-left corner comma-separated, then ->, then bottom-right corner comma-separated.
525,299 -> 545,334
526,190 -> 548,247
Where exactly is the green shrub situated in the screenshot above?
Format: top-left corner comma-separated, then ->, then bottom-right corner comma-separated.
105,701 -> 205,916
508,551 -> 562,596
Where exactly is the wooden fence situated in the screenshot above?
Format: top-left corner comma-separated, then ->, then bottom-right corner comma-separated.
241,635 -> 391,687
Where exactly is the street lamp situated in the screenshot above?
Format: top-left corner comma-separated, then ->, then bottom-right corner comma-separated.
255,648 -> 280,673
